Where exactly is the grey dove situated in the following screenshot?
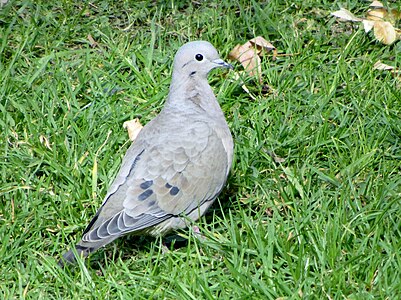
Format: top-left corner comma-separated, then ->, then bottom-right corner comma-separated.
59,41 -> 233,266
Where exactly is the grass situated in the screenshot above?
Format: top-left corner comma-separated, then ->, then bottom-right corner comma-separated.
1,0 -> 401,298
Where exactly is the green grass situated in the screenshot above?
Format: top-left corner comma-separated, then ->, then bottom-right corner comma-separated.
1,0 -> 401,298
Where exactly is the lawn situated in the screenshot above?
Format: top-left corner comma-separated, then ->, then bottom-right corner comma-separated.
1,0 -> 400,299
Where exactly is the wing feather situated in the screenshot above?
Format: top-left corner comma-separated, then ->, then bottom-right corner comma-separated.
81,120 -> 230,245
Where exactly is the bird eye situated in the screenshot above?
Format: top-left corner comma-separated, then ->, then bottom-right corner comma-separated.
195,54 -> 203,61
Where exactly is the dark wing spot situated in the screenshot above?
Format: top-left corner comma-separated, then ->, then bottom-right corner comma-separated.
140,180 -> 153,190
127,149 -> 145,177
165,183 -> 172,189
169,186 -> 180,196
190,71 -> 196,76
138,189 -> 153,201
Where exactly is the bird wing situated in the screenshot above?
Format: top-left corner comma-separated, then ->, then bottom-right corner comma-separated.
81,120 -> 229,243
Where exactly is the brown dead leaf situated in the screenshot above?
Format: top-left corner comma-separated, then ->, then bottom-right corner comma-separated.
229,36 -> 276,84
249,36 -> 277,60
229,42 -> 262,82
374,21 -> 397,45
87,34 -> 98,48
123,118 -> 143,141
331,3 -> 401,45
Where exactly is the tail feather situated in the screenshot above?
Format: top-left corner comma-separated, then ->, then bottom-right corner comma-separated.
58,245 -> 95,267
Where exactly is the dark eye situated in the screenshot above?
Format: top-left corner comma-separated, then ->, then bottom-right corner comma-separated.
195,54 -> 203,61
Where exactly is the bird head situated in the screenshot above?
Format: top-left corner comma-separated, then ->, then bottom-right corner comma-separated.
172,41 -> 232,79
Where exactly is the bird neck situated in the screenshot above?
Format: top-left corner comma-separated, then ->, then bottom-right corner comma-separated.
165,73 -> 224,120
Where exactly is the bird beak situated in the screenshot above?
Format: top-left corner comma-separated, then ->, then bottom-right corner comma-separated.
212,59 -> 233,69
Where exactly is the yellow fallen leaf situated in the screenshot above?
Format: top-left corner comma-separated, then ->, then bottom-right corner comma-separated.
367,2 -> 401,24
367,7 -> 387,21
373,21 -> 397,45
123,118 -> 143,141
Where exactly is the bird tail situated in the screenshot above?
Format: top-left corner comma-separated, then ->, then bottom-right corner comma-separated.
58,244 -> 95,267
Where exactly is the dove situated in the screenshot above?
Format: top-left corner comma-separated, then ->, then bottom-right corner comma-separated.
59,41 -> 233,266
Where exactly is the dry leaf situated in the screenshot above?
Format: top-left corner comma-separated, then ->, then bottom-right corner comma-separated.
373,60 -> 401,83
330,8 -> 362,22
389,8 -> 401,23
374,21 -> 397,45
370,1 -> 384,9
265,150 -> 286,163
367,7 -> 387,21
229,36 -> 276,84
249,36 -> 277,59
373,60 -> 401,75
362,19 -> 375,33
87,34 -> 98,48
229,42 -> 262,81
331,3 -> 401,45
39,135 -> 52,150
367,1 -> 401,24
123,118 -> 143,141
373,60 -> 395,71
